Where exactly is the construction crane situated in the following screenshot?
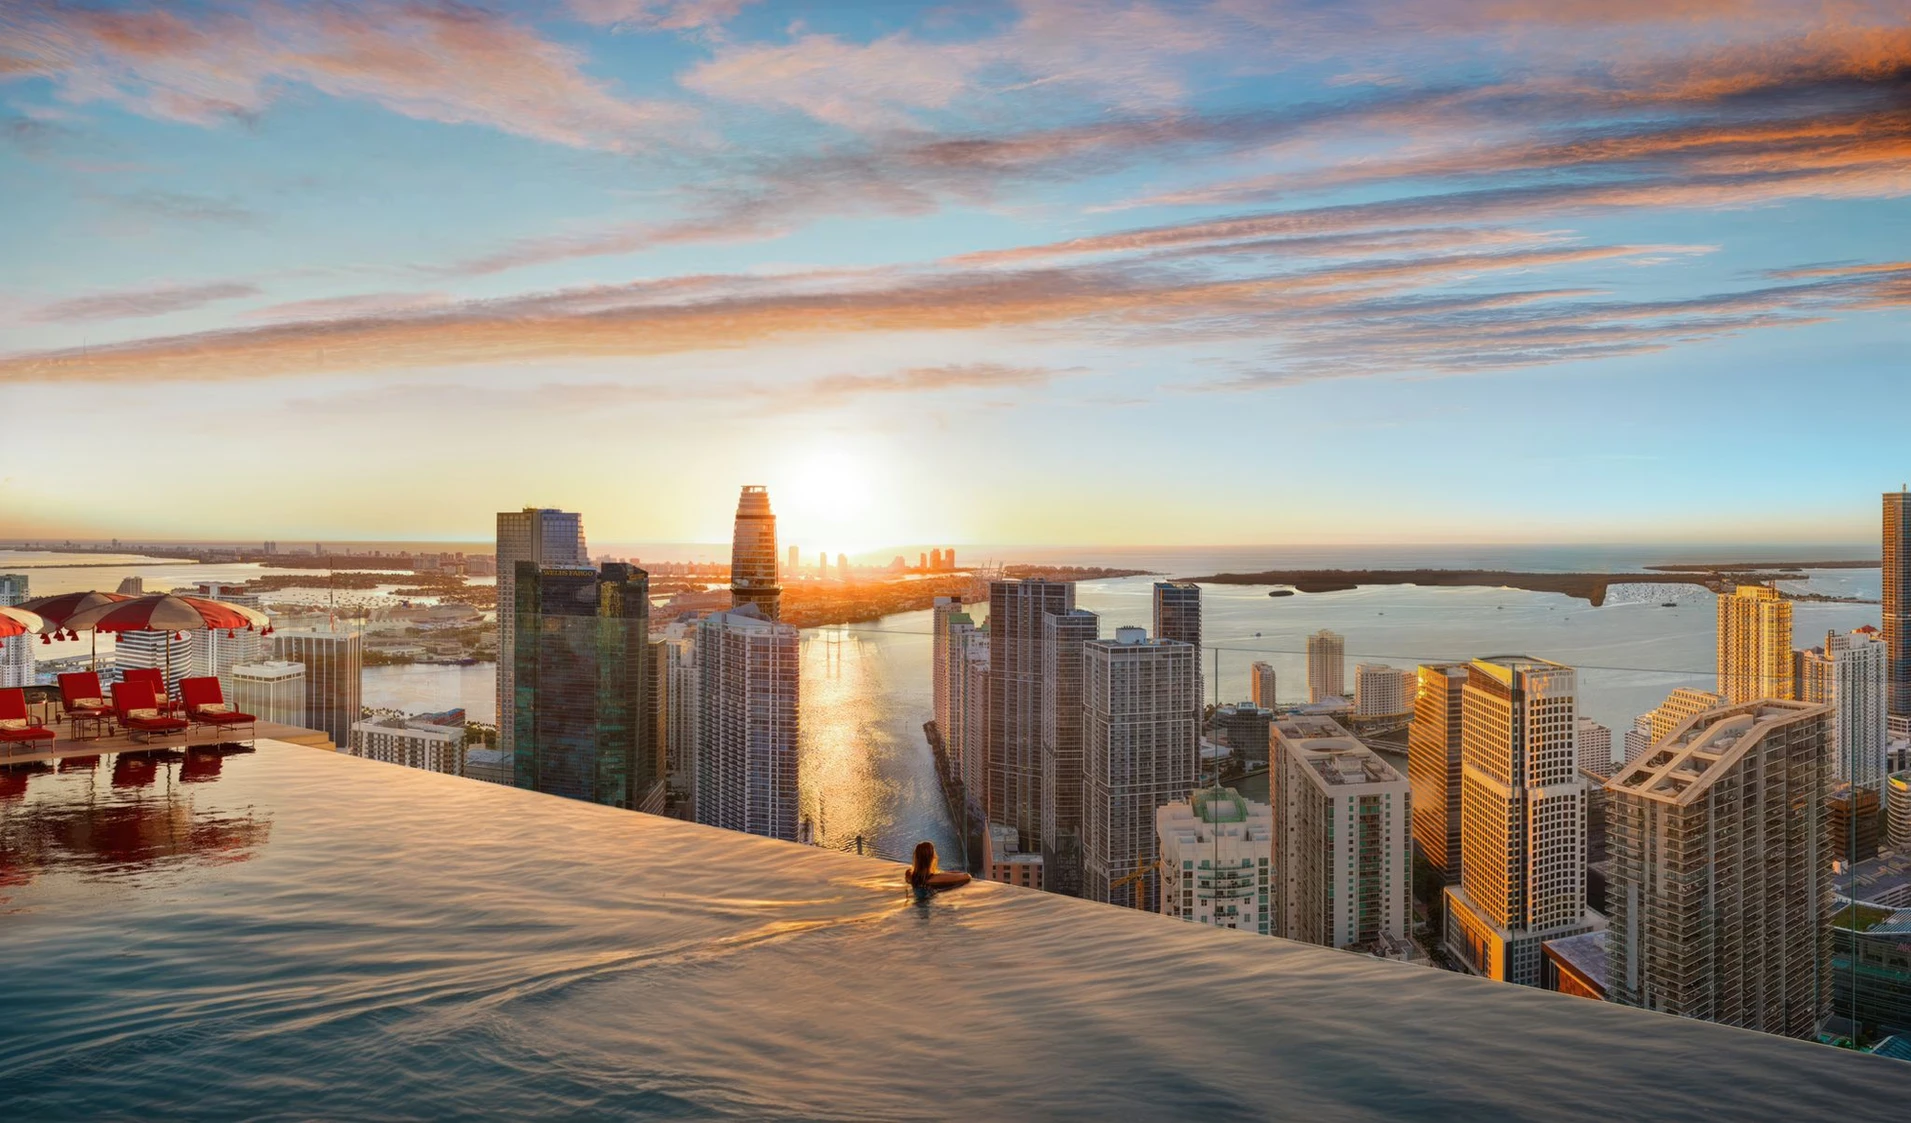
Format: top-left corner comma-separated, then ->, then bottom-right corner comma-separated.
1109,850 -> 1163,912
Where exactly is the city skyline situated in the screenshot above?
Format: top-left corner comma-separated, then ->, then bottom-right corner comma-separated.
5,2 -> 1911,546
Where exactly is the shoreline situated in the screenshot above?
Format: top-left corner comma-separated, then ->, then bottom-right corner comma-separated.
1183,568 -> 1830,607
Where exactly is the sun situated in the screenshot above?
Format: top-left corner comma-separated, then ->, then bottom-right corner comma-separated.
776,448 -> 880,555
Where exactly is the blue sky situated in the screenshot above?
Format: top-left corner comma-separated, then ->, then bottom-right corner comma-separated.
2,0 -> 1907,550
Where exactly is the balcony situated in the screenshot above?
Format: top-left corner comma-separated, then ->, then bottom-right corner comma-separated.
1,740 -> 1906,1119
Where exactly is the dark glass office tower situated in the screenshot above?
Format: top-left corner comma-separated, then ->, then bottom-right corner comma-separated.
988,578 -> 1074,847
1151,581 -> 1201,651
730,486 -> 782,620
1041,607 -> 1099,896
512,562 -> 660,812
1887,490 -> 1911,717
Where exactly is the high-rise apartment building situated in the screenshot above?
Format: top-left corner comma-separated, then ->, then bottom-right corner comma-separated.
1157,788 -> 1273,935
192,585 -> 266,695
230,661 -> 307,728
1576,718 -> 1613,774
1273,715 -> 1411,950
1040,607 -> 1099,897
1717,584 -> 1793,704
1307,630 -> 1345,703
936,608 -> 980,789
496,508 -> 588,762
930,597 -> 965,741
696,604 -> 801,841
661,626 -> 700,814
1352,664 -> 1414,718
1408,663 -> 1467,884
1082,628 -> 1199,910
1249,661 -> 1277,710
957,629 -> 991,809
512,563 -> 660,813
1151,580 -> 1202,656
1606,700 -> 1832,1039
350,717 -> 463,775
271,629 -> 363,750
729,486 -> 781,621
1887,489 -> 1911,718
1444,656 -> 1593,987
988,579 -> 1074,846
1799,628 -> 1890,789
1625,687 -> 1728,764
0,574 -> 33,689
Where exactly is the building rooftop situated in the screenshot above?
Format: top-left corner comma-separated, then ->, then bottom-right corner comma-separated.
1607,700 -> 1825,806
1,743 -> 1906,1118
1273,717 -> 1402,786
1543,930 -> 1611,991
1840,850 -> 1911,910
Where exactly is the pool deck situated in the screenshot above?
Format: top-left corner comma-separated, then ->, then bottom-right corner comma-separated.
1,719 -> 335,766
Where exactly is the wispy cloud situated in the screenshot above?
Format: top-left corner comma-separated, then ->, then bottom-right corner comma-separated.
0,1 -> 691,151
27,280 -> 262,323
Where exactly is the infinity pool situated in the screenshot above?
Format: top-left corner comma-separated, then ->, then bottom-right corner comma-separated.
1,743 -> 1904,1120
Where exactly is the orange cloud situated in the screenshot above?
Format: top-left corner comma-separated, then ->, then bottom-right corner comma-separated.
1,1 -> 689,150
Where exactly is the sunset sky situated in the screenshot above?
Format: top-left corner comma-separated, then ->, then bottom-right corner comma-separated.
3,0 -> 1908,550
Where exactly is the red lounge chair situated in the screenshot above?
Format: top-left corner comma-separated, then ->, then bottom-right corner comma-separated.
120,668 -> 183,715
180,677 -> 255,741
58,671 -> 115,739
0,688 -> 57,755
111,681 -> 188,743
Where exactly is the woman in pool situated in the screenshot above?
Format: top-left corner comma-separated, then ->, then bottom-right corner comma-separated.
904,841 -> 970,898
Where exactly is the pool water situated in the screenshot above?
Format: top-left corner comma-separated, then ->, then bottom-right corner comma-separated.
1,744 -> 1904,1120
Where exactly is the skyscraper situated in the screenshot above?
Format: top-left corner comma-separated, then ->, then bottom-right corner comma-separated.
930,597 -> 965,742
787,544 -> 800,574
1576,718 -> 1613,774
191,585 -> 265,694
1151,581 -> 1201,650
729,485 -> 781,620
1408,663 -> 1467,884
1273,715 -> 1411,950
272,629 -> 363,751
957,626 -> 990,809
1306,630 -> 1345,703
1249,661 -> 1277,709
230,661 -> 306,727
0,574 -> 32,689
1798,628 -> 1889,789
1352,664 -> 1415,718
496,508 -> 588,761
511,562 -> 659,812
661,625 -> 700,814
988,578 -> 1074,846
1887,489 -> 1911,718
696,604 -> 801,841
1157,788 -> 1274,935
1082,627 -> 1198,909
1040,607 -> 1098,896
1716,583 -> 1792,704
1443,656 -> 1593,986
1606,700 -> 1832,1039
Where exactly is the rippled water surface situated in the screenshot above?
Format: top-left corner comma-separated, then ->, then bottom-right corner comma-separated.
2,744 -> 1905,1120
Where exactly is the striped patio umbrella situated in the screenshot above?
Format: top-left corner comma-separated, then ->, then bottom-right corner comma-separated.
0,606 -> 47,640
61,595 -> 274,692
18,591 -> 132,666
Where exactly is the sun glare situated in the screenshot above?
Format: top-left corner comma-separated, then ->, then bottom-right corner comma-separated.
776,449 -> 880,555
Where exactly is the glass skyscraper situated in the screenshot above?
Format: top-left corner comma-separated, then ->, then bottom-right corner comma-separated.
1886,490 -> 1911,717
729,486 -> 781,621
512,562 -> 661,813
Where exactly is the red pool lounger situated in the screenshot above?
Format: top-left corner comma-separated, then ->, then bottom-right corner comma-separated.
0,688 -> 57,752
120,667 -> 183,716
180,677 -> 256,737
58,671 -> 115,739
111,681 -> 189,743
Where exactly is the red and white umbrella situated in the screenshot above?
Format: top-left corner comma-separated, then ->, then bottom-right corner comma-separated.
18,591 -> 132,664
62,595 -> 274,692
62,594 -> 270,637
0,606 -> 48,639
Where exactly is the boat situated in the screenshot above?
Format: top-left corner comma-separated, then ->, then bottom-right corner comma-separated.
1661,601 -> 1678,608
1267,589 -> 1294,598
